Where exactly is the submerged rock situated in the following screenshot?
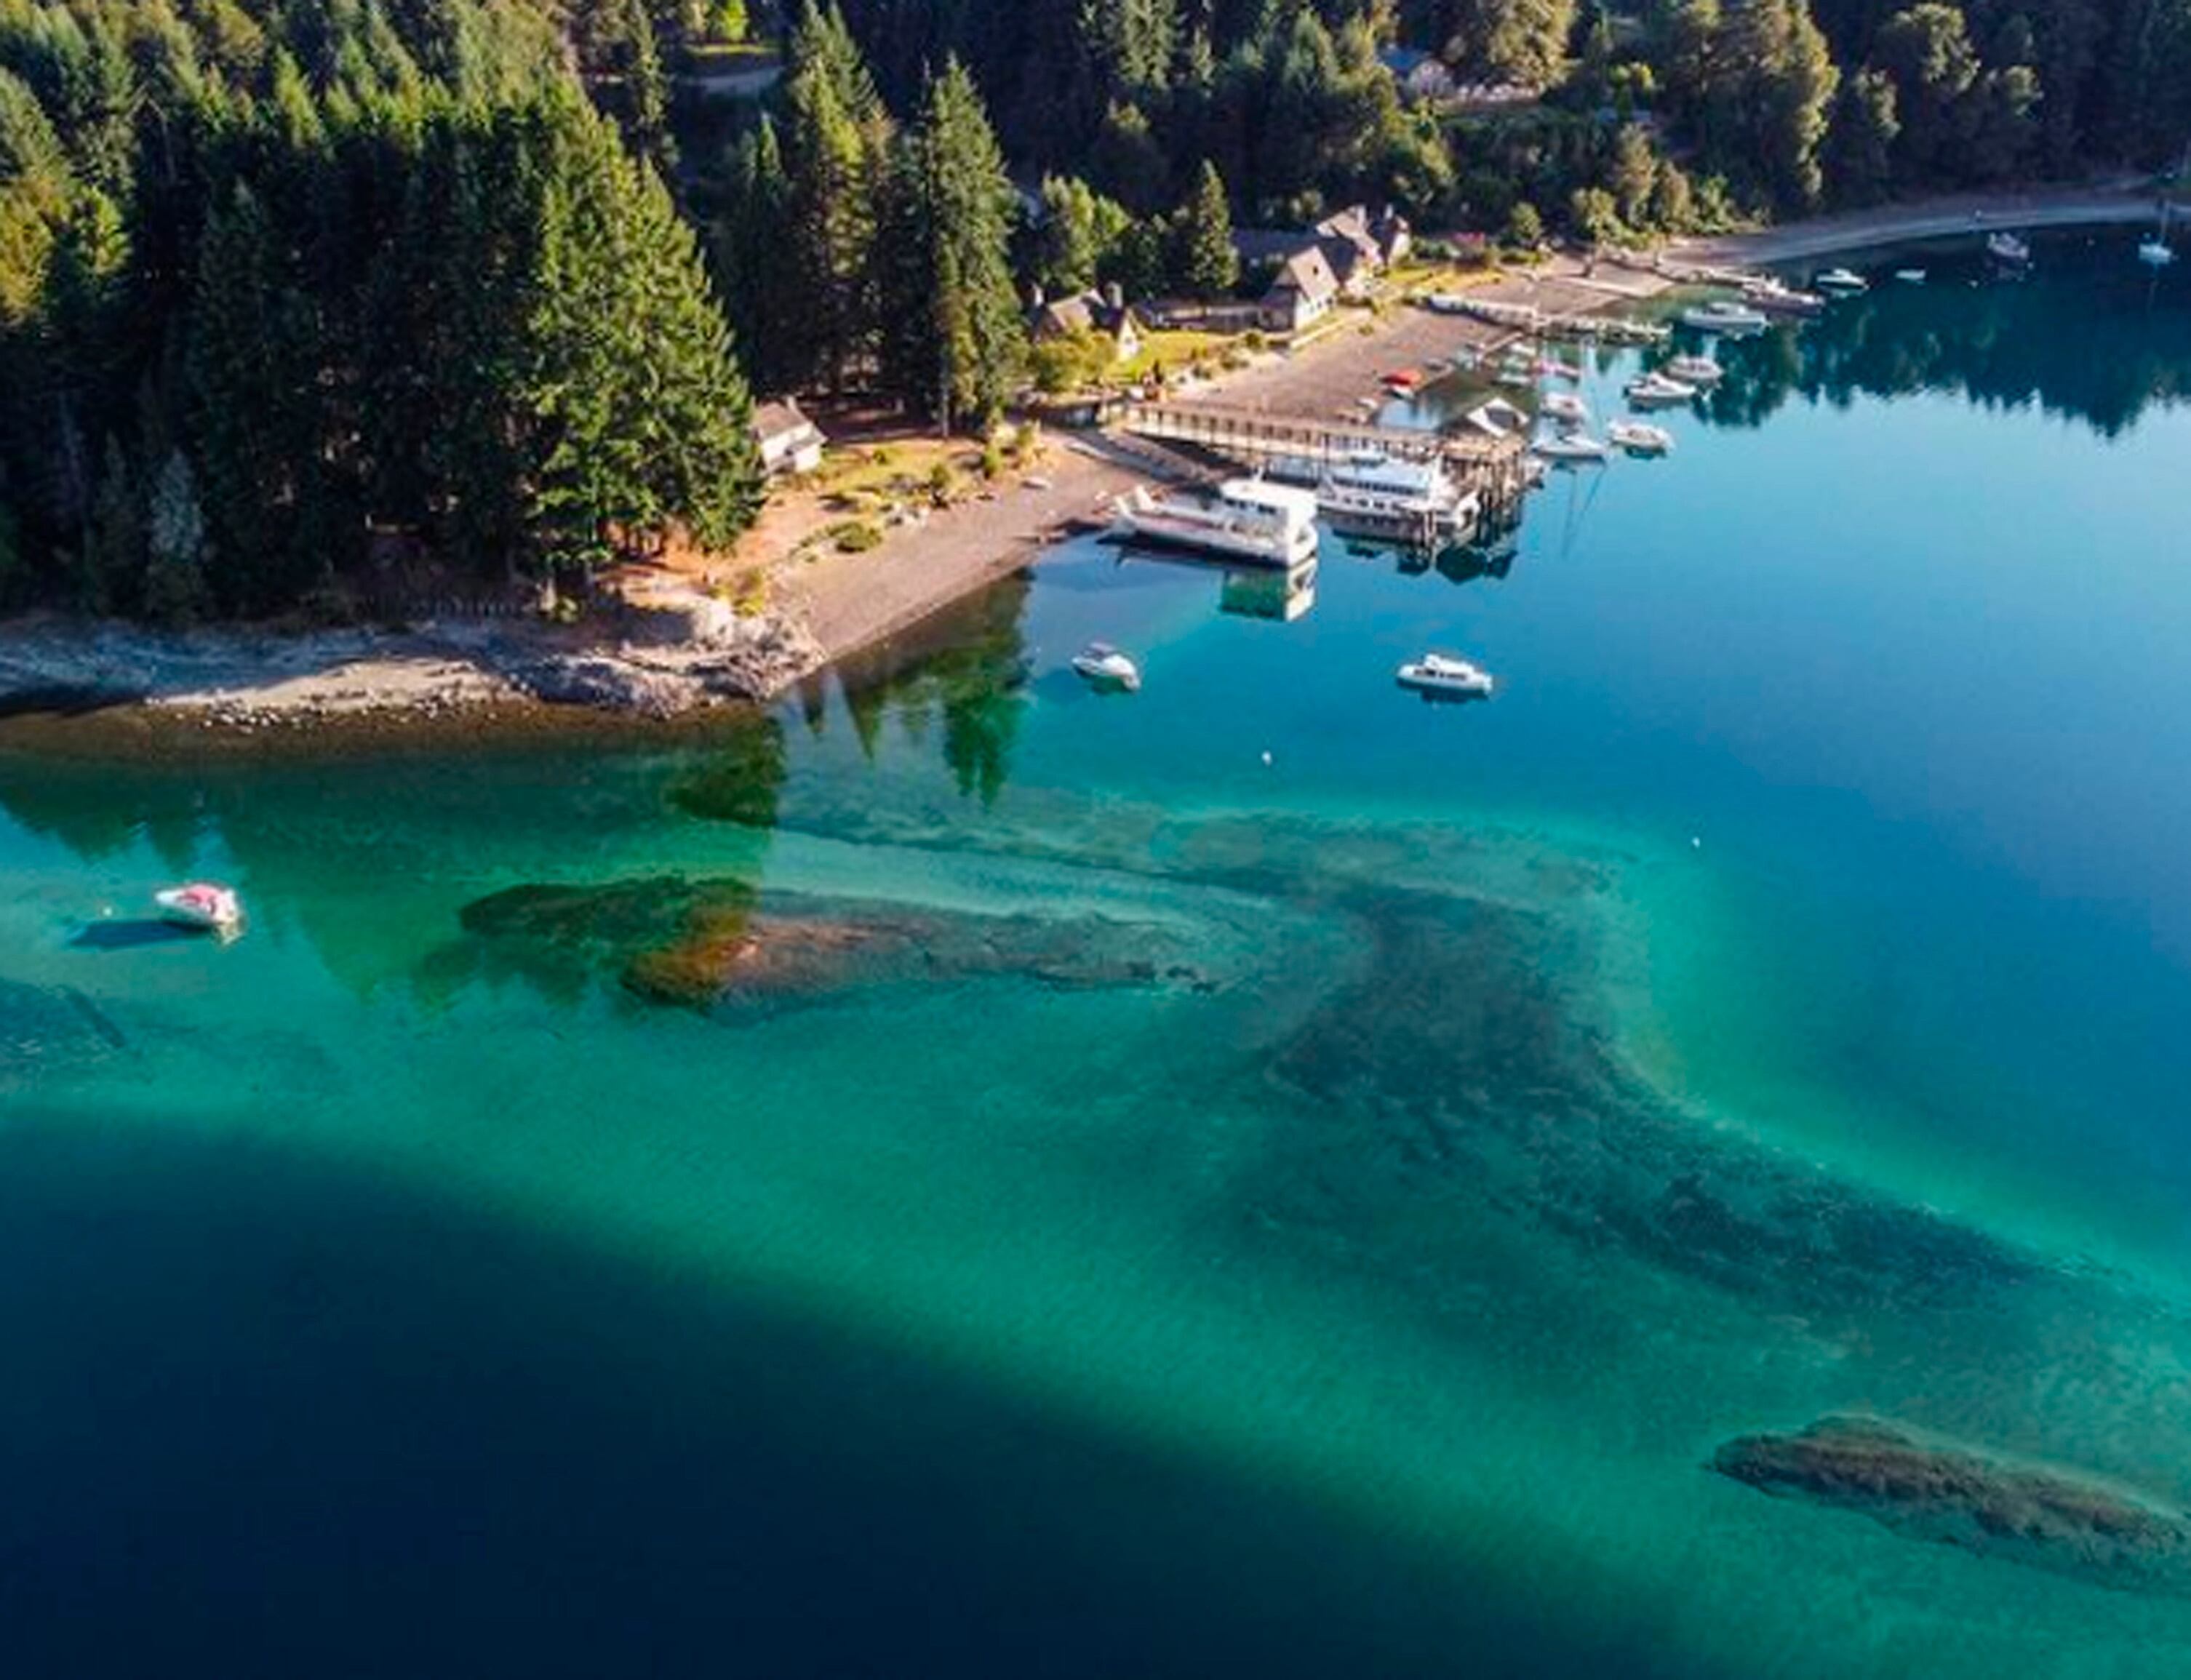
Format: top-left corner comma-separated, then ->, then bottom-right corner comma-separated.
1712,1415 -> 2191,1596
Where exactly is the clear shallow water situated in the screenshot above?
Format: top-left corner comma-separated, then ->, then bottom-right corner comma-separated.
4,231 -> 2191,1676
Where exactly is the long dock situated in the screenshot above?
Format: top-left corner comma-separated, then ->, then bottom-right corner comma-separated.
1113,399 -> 1532,512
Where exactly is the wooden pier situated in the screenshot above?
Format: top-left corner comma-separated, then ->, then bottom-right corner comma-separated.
1113,400 -> 1533,513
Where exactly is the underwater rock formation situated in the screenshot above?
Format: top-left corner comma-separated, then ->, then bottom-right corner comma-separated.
1713,1415 -> 2191,1595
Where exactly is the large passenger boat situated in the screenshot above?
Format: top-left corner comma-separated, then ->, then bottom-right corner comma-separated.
1268,452 -> 1481,551
1110,479 -> 1320,569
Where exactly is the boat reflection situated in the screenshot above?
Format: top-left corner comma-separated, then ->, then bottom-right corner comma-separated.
1220,559 -> 1320,622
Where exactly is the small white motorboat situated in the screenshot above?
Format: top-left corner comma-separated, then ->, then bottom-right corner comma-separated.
156,881 -> 244,935
1541,391 -> 1590,425
1531,431 -> 1611,464
1894,268 -> 1927,284
1987,231 -> 2032,265
1397,652 -> 1494,697
1665,353 -> 1724,385
2139,238 -> 2176,268
1680,300 -> 1769,335
1624,371 -> 1696,407
1071,641 -> 1141,691
1743,279 -> 1826,317
1814,268 -> 1868,292
1608,420 -> 1675,456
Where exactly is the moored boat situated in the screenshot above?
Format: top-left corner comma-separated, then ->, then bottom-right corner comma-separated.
1269,452 -> 1481,549
1814,267 -> 1868,292
1071,642 -> 1141,691
1679,300 -> 1769,335
1608,420 -> 1675,455
1624,370 -> 1696,407
1987,231 -> 2032,265
156,881 -> 244,935
1531,431 -> 1611,464
1396,652 -> 1494,697
1110,478 -> 1320,569
2139,237 -> 2176,268
1743,279 -> 1826,317
1894,268 -> 1928,284
1665,353 -> 1724,385
1541,390 -> 1590,425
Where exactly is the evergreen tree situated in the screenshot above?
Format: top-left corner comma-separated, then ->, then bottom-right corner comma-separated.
1176,159 -> 1240,296
143,446 -> 210,623
879,60 -> 1025,436
781,6 -> 890,388
1823,65 -> 1900,201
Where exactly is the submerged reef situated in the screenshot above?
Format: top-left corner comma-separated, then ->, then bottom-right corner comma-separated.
1713,1415 -> 2191,1596
444,876 -> 1224,1011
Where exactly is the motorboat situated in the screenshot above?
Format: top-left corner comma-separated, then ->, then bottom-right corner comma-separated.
156,881 -> 244,935
1539,357 -> 1582,382
1110,478 -> 1320,569
1814,267 -> 1868,292
1541,390 -> 1590,425
1396,652 -> 1494,697
1679,300 -> 1769,335
1742,279 -> 1826,317
1987,231 -> 2032,265
1624,370 -> 1696,407
1894,268 -> 1927,284
1531,431 -> 1611,464
1665,353 -> 1724,385
2139,237 -> 2176,268
1071,642 -> 1141,691
1608,420 -> 1674,455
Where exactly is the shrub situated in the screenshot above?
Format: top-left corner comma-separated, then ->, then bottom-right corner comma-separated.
831,521 -> 882,553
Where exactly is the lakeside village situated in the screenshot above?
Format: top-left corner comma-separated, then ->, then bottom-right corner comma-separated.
0,0 -> 2186,734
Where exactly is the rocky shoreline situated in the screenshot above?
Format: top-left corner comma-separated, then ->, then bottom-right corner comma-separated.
0,601 -> 823,732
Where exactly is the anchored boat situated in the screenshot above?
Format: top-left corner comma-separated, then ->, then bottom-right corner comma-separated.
1531,431 -> 1611,465
1397,652 -> 1495,697
1679,300 -> 1769,335
1608,420 -> 1675,456
1269,452 -> 1482,550
1814,268 -> 1868,293
1664,353 -> 1724,385
156,881 -> 244,935
1071,642 -> 1141,691
1624,371 -> 1696,407
1987,231 -> 2032,265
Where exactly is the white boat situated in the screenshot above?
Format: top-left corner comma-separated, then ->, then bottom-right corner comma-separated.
1680,300 -> 1769,335
1541,391 -> 1590,425
1665,353 -> 1724,385
1071,642 -> 1141,690
1743,279 -> 1826,317
1894,268 -> 1927,284
1987,231 -> 2032,265
1110,478 -> 1320,569
1624,371 -> 1696,407
1531,431 -> 1610,464
1270,452 -> 1481,548
1814,268 -> 1868,292
156,881 -> 244,935
1608,420 -> 1674,455
1396,652 -> 1494,697
2139,237 -> 2176,268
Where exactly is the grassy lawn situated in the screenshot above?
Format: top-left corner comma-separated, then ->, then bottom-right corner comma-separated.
1109,329 -> 1250,383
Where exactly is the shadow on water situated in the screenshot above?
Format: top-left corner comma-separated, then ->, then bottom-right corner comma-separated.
0,1119 -> 1716,1680
68,919 -> 204,951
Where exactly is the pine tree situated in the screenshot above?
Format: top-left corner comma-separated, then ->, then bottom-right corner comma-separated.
879,60 -> 1026,436
1823,66 -> 1899,202
781,7 -> 890,388
1176,159 -> 1239,297
717,114 -> 799,392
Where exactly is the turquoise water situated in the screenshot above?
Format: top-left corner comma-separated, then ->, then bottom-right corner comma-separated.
4,231 -> 2191,1676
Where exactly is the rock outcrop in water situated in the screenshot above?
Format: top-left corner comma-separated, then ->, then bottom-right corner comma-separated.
447,876 -> 1222,1011
1712,1415 -> 2191,1595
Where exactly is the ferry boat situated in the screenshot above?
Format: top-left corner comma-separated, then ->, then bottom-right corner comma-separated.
1665,353 -> 1724,385
1987,231 -> 2032,265
1397,652 -> 1494,697
156,881 -> 244,935
1679,300 -> 1769,335
1608,420 -> 1674,456
1110,479 -> 1320,569
1814,267 -> 1868,292
1268,453 -> 1482,549
1624,371 -> 1696,407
